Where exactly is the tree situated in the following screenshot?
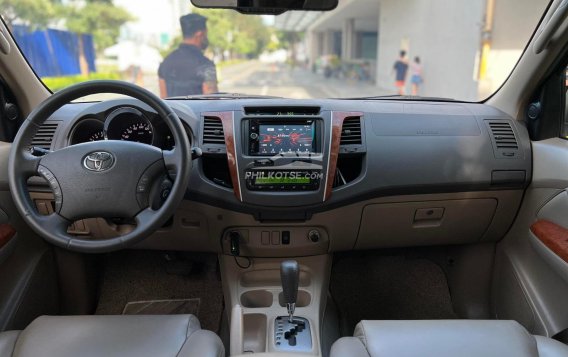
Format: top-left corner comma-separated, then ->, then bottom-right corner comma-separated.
0,0 -> 56,29
192,8 -> 270,59
59,0 -> 133,75
274,31 -> 304,65
61,0 -> 133,51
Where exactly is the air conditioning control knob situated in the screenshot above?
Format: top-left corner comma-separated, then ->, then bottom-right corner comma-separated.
308,229 -> 320,243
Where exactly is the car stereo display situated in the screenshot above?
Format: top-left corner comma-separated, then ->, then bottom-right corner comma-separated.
251,122 -> 315,155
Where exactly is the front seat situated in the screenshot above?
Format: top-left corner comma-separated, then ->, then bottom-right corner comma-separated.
331,320 -> 568,357
0,314 -> 224,357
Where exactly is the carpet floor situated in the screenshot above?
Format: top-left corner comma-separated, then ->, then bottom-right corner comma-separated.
330,252 -> 457,336
96,250 -> 224,333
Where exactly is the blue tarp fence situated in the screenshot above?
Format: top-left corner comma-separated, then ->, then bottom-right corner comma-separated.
12,25 -> 96,77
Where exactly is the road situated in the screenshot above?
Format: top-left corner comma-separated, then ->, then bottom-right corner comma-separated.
136,60 -> 389,100
218,60 -> 389,99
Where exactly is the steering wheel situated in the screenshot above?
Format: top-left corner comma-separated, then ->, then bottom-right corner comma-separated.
8,81 -> 191,253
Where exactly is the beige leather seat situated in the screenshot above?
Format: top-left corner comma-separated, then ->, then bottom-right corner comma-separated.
0,314 -> 224,357
331,320 -> 568,357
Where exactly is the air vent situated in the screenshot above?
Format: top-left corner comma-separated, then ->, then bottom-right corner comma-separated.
202,116 -> 225,145
340,117 -> 362,145
244,106 -> 320,116
488,121 -> 518,149
30,122 -> 59,150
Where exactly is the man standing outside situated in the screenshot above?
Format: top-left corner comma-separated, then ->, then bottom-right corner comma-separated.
392,50 -> 409,95
158,13 -> 218,98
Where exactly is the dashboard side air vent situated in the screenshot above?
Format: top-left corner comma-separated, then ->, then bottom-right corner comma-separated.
30,122 -> 59,150
340,117 -> 362,145
202,116 -> 225,145
486,120 -> 520,159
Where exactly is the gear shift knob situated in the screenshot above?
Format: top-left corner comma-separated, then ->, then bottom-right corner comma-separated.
280,260 -> 299,322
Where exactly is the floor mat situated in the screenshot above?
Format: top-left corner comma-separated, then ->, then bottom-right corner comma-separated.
122,298 -> 200,315
330,253 -> 457,336
96,250 -> 223,333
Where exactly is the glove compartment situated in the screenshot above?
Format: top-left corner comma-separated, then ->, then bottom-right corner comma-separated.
356,198 -> 497,248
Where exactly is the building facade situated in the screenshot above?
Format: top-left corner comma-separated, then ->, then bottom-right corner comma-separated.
276,0 -> 548,100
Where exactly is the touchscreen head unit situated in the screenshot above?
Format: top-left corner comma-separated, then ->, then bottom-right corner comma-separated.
248,119 -> 318,155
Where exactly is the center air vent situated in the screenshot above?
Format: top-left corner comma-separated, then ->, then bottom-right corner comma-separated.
486,120 -> 519,159
30,122 -> 59,150
202,116 -> 225,145
340,117 -> 362,145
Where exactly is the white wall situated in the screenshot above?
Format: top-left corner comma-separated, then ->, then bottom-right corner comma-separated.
375,0 -> 484,100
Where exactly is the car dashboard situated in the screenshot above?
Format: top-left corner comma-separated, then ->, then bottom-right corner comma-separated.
28,97 -> 532,256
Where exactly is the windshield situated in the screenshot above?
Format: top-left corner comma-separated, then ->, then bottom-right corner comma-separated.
2,0 -> 550,101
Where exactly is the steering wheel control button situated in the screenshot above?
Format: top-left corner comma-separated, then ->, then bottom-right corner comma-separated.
37,165 -> 63,212
82,151 -> 115,172
136,160 -> 167,208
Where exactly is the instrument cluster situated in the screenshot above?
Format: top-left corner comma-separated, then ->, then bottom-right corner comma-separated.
69,106 -> 179,150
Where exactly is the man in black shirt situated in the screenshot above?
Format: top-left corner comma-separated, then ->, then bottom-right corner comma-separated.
158,13 -> 218,97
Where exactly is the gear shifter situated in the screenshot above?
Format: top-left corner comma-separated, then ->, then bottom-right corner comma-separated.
280,260 -> 299,323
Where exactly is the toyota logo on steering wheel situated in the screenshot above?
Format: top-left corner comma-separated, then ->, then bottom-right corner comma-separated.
83,151 -> 115,172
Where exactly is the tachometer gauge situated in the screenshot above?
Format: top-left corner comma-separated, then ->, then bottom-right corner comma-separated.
121,122 -> 153,144
89,131 -> 104,141
69,118 -> 104,145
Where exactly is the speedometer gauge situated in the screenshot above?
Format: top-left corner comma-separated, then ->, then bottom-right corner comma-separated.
121,123 -> 153,144
105,107 -> 155,145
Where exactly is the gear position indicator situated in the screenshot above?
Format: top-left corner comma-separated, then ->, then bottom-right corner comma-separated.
274,316 -> 312,353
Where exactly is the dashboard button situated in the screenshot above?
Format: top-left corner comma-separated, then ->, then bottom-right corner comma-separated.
282,231 -> 290,245
271,231 -> 280,245
253,159 -> 273,166
261,231 -> 270,245
308,230 -> 320,243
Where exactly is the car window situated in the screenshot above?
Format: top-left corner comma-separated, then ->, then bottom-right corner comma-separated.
1,0 -> 550,101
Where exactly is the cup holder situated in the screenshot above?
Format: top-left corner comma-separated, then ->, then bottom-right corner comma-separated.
278,290 -> 311,307
241,290 -> 273,308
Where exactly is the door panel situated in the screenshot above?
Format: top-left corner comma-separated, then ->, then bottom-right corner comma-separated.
494,138 -> 568,338
530,219 -> 568,285
0,142 -> 60,331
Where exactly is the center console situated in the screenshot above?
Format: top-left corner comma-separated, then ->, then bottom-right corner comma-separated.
221,254 -> 331,356
203,109 -> 363,355
200,108 -> 365,211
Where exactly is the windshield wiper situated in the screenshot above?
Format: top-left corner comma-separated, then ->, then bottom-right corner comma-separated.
167,92 -> 282,100
345,95 -> 459,102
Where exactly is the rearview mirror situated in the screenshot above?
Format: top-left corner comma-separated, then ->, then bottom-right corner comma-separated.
190,0 -> 338,15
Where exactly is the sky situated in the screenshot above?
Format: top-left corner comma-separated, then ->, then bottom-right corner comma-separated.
111,0 -> 277,49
